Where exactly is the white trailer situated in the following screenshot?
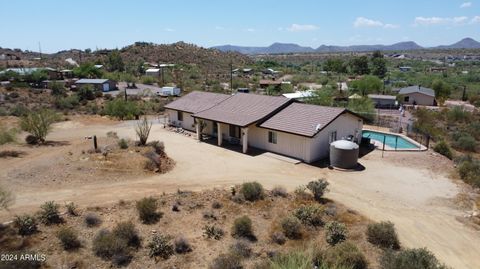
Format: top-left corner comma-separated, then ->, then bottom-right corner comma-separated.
157,86 -> 181,96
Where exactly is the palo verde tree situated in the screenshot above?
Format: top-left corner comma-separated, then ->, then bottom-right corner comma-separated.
371,51 -> 387,78
107,50 -> 125,72
20,109 -> 59,144
349,56 -> 370,75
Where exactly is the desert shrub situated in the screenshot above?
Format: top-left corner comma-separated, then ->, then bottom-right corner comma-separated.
92,229 -> 129,260
9,104 -> 29,117
38,201 -> 62,225
55,95 -> 79,109
113,221 -> 141,248
135,116 -> 152,146
14,214 -> 38,236
212,201 -> 222,209
293,204 -> 324,226
148,234 -> 174,259
232,216 -> 255,240
366,221 -> 401,250
20,109 -> 59,144
232,193 -> 246,204
294,185 -> 310,199
118,138 -> 129,149
84,212 -> 102,227
174,236 -> 192,254
57,226 -> 81,250
380,248 -> 448,269
271,231 -> 287,245
203,225 -> 225,240
230,240 -> 252,258
0,127 -> 18,145
270,250 -> 312,269
240,182 -> 264,201
0,185 -> 14,209
271,186 -> 288,197
141,76 -> 156,85
325,221 -> 348,246
104,99 -> 140,120
65,202 -> 77,216
136,197 -> 162,224
76,86 -> 96,101
203,210 -> 217,220
281,216 -> 302,239
433,140 -> 453,160
457,156 -> 480,188
210,253 -> 243,269
147,140 -> 165,154
321,242 -> 367,269
307,179 -> 329,201
452,132 -> 477,152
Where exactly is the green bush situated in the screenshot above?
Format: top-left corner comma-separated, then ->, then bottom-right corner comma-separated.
325,221 -> 348,246
433,140 -> 453,159
270,250 -> 312,269
307,179 -> 329,202
366,221 -> 401,250
136,197 -> 162,224
118,138 -> 129,149
380,248 -> 448,269
240,181 -> 264,201
20,109 -> 59,144
57,226 -> 81,250
281,216 -> 302,239
293,204 -> 324,226
0,127 -> 18,145
113,221 -> 141,248
14,214 -> 38,236
452,132 -> 477,152
55,95 -> 80,110
38,201 -> 62,225
457,156 -> 480,188
92,229 -> 129,260
141,76 -> 157,85
148,234 -> 174,259
203,225 -> 225,240
231,216 -> 255,240
210,253 -> 243,269
104,98 -> 140,120
321,242 -> 367,269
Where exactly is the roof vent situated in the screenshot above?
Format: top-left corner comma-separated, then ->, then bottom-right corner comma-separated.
315,124 -> 322,131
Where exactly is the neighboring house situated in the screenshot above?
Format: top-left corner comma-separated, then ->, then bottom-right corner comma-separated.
164,91 -> 231,131
145,68 -> 160,77
74,79 -> 117,92
165,91 -> 364,163
259,79 -> 282,88
398,85 -> 436,106
368,94 -> 398,108
282,90 -> 315,101
0,67 -> 61,80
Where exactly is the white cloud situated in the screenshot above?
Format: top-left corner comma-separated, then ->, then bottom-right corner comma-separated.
472,16 -> 480,23
460,2 -> 472,8
286,24 -> 319,32
164,28 -> 175,32
414,16 -> 469,26
354,17 -> 399,29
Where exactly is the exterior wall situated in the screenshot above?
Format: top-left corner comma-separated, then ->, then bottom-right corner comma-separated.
371,98 -> 396,106
165,109 -> 195,131
146,71 -> 159,77
307,113 -> 363,163
249,125 -> 309,161
400,92 -> 434,106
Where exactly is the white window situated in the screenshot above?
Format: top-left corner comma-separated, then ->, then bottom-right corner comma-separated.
329,131 -> 337,143
268,131 -> 277,144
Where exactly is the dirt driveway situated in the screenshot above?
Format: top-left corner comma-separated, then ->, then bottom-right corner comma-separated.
1,117 -> 479,269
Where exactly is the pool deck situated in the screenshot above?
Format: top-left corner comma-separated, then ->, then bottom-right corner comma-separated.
363,129 -> 427,151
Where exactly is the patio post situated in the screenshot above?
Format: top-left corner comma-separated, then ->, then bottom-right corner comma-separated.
242,127 -> 249,153
217,123 -> 222,146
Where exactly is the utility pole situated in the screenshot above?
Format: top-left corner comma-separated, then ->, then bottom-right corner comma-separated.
230,61 -> 233,94
462,85 -> 467,101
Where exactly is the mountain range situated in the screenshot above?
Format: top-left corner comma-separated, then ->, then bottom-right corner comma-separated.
212,38 -> 480,54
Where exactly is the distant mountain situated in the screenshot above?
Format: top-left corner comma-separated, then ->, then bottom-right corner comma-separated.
434,38 -> 480,49
212,38 -> 479,54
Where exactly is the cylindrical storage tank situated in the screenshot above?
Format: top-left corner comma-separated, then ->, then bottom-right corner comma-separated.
329,140 -> 359,169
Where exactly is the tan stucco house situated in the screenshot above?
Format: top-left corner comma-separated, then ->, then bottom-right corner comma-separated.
398,86 -> 436,106
165,91 -> 364,163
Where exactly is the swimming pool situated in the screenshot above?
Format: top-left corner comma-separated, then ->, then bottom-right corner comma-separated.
362,130 -> 419,149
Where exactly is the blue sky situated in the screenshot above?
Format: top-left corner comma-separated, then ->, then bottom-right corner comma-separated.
1,0 -> 479,52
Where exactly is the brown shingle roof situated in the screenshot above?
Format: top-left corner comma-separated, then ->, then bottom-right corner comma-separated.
193,93 -> 291,127
164,91 -> 230,114
260,103 -> 357,137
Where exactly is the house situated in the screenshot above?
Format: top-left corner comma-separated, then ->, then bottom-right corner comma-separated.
368,94 -> 398,109
74,79 -> 117,92
259,79 -> 282,89
164,91 -> 231,131
165,91 -> 364,163
145,68 -> 160,77
398,85 -> 436,106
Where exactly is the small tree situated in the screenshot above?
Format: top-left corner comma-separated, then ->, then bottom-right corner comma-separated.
38,201 -> 62,225
20,109 -> 58,144
135,117 -> 152,146
325,221 -> 348,246
307,179 -> 329,202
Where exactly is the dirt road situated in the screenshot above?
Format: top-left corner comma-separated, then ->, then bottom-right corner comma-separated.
1,117 -> 479,268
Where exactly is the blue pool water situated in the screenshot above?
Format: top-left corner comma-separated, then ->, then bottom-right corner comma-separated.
362,130 -> 418,149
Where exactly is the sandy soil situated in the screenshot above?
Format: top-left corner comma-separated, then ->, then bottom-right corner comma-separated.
1,116 -> 479,268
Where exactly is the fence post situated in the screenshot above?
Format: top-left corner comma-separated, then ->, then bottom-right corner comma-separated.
382,135 -> 386,158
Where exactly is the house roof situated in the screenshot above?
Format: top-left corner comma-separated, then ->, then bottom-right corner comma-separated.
164,91 -> 230,114
75,79 -> 110,84
193,93 -> 291,127
259,103 -> 359,137
368,94 -> 397,100
282,90 -> 315,99
146,68 -> 160,72
398,86 -> 435,97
